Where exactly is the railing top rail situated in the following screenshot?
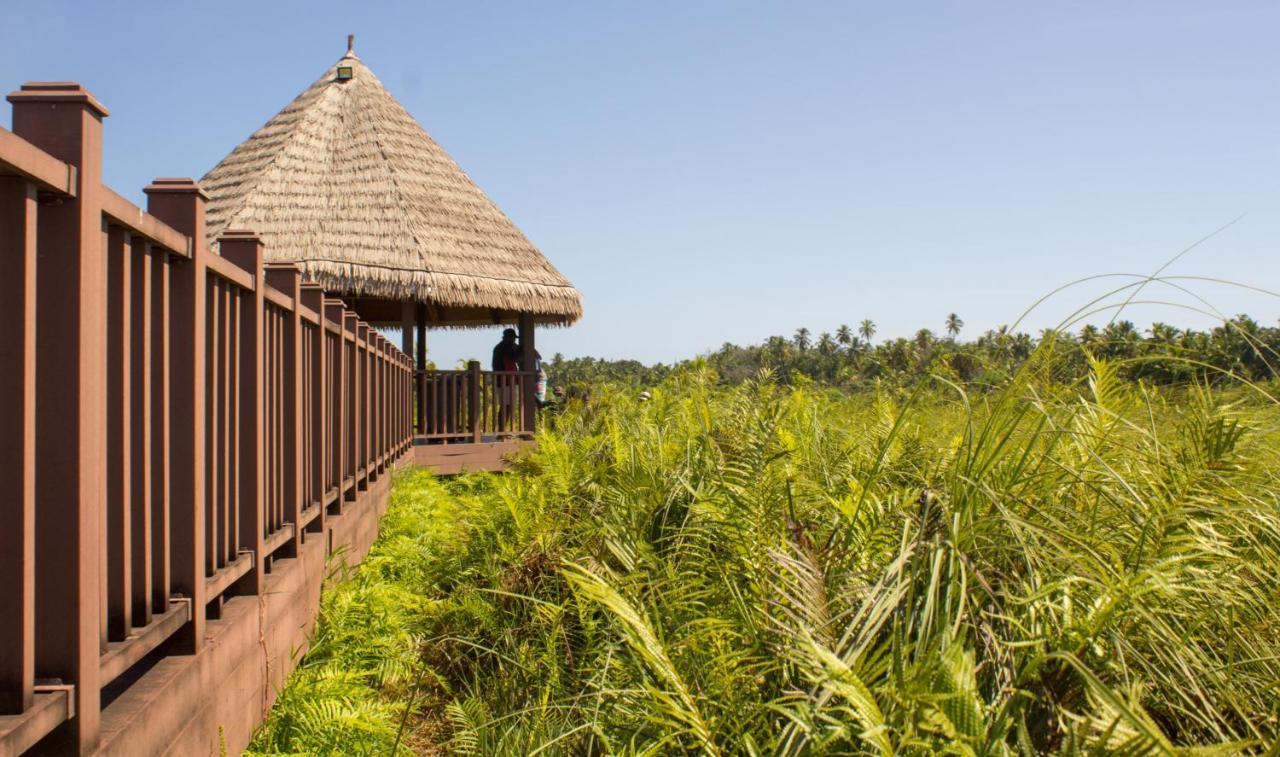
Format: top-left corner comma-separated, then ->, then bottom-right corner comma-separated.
415,368 -> 536,378
205,252 -> 255,291
263,284 -> 293,312
102,188 -> 191,257
0,125 -> 77,195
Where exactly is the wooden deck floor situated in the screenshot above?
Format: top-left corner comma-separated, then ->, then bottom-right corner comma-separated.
413,437 -> 534,475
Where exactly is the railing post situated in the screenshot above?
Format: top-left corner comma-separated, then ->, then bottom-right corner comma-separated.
343,311 -> 359,499
219,231 -> 265,593
468,360 -> 482,443
0,175 -> 37,716
144,178 -> 207,656
149,247 -> 171,618
10,81 -> 109,752
324,300 -> 348,511
266,264 -> 303,556
356,323 -> 369,485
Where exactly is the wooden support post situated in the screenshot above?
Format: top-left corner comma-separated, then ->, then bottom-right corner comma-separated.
145,177 -> 208,656
10,81 -> 109,752
219,231 -> 265,595
266,264 -> 303,555
519,313 -> 537,434
400,303 -> 412,445
415,303 -> 426,436
0,176 -> 37,715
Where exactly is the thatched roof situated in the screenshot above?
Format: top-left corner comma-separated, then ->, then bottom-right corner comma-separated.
201,39 -> 582,325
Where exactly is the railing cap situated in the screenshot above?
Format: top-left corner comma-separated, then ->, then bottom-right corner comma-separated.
219,229 -> 262,244
144,177 -> 209,200
8,81 -> 109,117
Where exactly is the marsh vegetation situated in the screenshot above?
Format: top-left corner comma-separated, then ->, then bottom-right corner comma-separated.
251,338 -> 1280,754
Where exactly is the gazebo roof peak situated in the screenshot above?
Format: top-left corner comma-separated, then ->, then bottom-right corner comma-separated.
199,39 -> 582,326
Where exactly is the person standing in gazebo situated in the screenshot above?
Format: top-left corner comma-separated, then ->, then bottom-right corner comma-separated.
492,328 -> 521,429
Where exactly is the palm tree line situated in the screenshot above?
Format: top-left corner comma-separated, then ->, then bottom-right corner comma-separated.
544,313 -> 1280,390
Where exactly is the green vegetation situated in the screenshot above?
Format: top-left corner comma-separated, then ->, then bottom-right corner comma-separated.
545,315 -> 1280,391
252,346 -> 1280,754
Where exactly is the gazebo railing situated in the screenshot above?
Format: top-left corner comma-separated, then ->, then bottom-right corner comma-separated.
415,363 -> 536,441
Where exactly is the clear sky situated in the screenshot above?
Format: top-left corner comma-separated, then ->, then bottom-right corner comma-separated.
7,2 -> 1280,366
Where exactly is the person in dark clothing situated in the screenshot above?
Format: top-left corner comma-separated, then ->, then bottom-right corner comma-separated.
492,328 -> 521,372
492,328 -> 521,429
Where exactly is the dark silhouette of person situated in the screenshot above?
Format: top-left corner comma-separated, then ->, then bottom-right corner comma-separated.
492,328 -> 520,372
491,328 -> 521,430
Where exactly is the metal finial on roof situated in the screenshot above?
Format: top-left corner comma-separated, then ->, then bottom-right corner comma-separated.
347,34 -> 355,55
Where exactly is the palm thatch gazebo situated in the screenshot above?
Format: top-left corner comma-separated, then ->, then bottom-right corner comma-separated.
201,36 -> 581,470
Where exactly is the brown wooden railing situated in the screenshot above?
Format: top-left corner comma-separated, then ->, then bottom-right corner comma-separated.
0,83 -> 413,754
416,363 -> 537,442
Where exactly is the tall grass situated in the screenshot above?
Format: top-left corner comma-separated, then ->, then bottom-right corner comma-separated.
253,350 -> 1280,754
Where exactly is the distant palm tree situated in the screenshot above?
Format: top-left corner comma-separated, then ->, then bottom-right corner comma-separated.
817,332 -> 836,356
858,319 -> 876,344
835,324 -> 853,348
1149,322 -> 1180,343
914,328 -> 935,352
793,327 -> 811,353
945,313 -> 964,339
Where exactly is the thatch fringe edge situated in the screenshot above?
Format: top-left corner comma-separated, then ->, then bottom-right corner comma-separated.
297,259 -> 583,323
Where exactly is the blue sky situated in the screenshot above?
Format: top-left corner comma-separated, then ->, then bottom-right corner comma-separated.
7,2 -> 1280,366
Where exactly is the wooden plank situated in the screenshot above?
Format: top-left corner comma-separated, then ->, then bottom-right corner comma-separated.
204,250 -> 254,291
101,188 -> 189,257
204,552 -> 252,602
262,523 -> 295,561
414,440 -> 533,475
0,126 -> 76,196
98,600 -> 189,686
297,301 -> 320,325
0,688 -> 73,756
262,282 -> 293,312
0,177 -> 36,715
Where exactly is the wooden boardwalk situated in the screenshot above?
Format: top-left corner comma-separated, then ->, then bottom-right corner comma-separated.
0,82 -> 415,756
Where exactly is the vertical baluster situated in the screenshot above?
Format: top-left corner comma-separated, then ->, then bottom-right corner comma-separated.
150,251 -> 170,617
0,176 -> 37,715
206,279 -> 219,580
105,225 -> 132,641
224,283 -> 235,573
129,237 -> 153,627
